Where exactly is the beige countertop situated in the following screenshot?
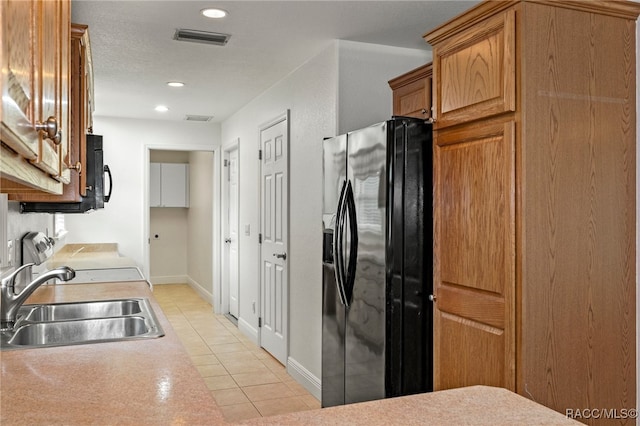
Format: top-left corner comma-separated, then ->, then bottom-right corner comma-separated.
0,282 -> 579,425
46,243 -> 138,269
243,386 -> 580,425
0,281 -> 224,425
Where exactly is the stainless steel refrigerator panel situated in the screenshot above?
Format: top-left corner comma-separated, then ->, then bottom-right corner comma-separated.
344,122 -> 387,404
322,261 -> 345,407
322,134 -> 348,407
322,135 -> 347,230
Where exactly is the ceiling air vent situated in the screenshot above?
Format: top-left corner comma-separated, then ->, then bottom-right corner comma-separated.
184,115 -> 213,122
173,29 -> 230,46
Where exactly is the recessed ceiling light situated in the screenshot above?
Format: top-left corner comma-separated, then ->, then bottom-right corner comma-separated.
155,105 -> 169,112
201,8 -> 227,19
167,81 -> 184,87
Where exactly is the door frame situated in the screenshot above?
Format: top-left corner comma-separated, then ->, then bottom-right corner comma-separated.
221,139 -> 240,316
143,144 -> 221,308
257,110 -> 290,361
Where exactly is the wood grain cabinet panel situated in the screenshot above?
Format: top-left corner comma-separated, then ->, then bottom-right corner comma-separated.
389,63 -> 432,119
426,1 -> 638,421
434,119 -> 515,392
0,0 -> 71,194
8,22 -> 94,202
432,10 -> 515,128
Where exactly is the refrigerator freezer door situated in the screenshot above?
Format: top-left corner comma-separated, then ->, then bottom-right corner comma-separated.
386,118 -> 433,396
322,134 -> 347,407
344,122 -> 387,404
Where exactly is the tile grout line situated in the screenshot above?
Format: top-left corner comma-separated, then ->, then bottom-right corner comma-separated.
154,284 -> 319,421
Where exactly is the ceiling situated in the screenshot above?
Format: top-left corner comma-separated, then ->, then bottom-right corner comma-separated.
71,1 -> 479,123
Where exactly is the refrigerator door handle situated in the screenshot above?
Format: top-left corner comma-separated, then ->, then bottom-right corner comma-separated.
333,180 -> 348,306
344,180 -> 358,306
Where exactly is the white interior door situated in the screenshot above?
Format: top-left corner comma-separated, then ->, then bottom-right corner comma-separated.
260,114 -> 288,365
223,147 -> 239,319
227,149 -> 239,319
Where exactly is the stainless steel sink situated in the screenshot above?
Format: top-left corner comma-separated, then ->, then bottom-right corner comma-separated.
21,299 -> 143,322
1,298 -> 164,350
8,317 -> 152,346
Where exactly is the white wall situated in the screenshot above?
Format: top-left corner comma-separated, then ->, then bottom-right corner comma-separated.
64,117 -> 220,275
222,43 -> 338,393
150,208 -> 188,281
222,40 -> 430,397
187,151 -> 214,299
337,40 -> 430,134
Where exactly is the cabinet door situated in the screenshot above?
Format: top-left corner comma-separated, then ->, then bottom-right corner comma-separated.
432,10 -> 515,128
149,163 -> 161,207
161,163 -> 189,207
56,0 -> 71,184
34,0 -> 61,178
433,120 -> 516,391
389,64 -> 432,119
1,0 -> 40,160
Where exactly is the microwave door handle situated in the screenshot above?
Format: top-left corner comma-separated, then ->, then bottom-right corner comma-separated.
103,165 -> 113,203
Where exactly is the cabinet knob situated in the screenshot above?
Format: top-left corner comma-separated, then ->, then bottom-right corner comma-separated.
35,116 -> 59,142
70,162 -> 82,173
429,294 -> 437,302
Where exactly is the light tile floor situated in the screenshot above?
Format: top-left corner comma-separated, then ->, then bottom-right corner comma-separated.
153,284 -> 321,422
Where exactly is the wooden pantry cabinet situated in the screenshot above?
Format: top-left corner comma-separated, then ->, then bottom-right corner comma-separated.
425,0 -> 638,420
0,0 -> 71,195
388,63 -> 433,120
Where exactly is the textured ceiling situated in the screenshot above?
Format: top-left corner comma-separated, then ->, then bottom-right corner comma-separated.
71,1 -> 479,122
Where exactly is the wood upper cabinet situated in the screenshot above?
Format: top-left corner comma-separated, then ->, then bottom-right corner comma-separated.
1,0 -> 71,194
431,10 -> 515,128
425,0 -> 638,421
389,63 -> 432,119
7,22 -> 94,203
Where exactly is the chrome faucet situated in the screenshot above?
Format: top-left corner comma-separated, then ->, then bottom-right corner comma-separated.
1,263 -> 76,330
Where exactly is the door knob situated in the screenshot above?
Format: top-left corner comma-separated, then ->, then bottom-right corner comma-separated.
35,116 -> 59,141
273,252 -> 287,260
224,238 -> 231,244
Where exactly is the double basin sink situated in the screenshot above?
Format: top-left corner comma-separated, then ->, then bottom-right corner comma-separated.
1,298 -> 164,350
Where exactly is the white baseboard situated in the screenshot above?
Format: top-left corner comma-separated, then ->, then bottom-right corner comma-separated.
238,317 -> 259,345
150,275 -> 188,285
187,276 -> 213,305
287,356 -> 321,400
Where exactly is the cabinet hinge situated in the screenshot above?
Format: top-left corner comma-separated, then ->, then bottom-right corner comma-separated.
258,149 -> 262,160
258,233 -> 262,244
224,159 -> 228,167
258,317 -> 262,328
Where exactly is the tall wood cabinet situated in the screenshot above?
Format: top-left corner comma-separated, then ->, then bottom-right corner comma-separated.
425,0 -> 638,420
0,0 -> 71,194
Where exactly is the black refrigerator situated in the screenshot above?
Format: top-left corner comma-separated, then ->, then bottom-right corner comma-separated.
321,117 -> 432,407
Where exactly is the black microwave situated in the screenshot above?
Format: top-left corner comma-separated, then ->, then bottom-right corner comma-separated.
21,134 -> 112,214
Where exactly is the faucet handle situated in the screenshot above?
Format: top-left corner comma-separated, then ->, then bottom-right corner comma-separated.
1,263 -> 35,289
